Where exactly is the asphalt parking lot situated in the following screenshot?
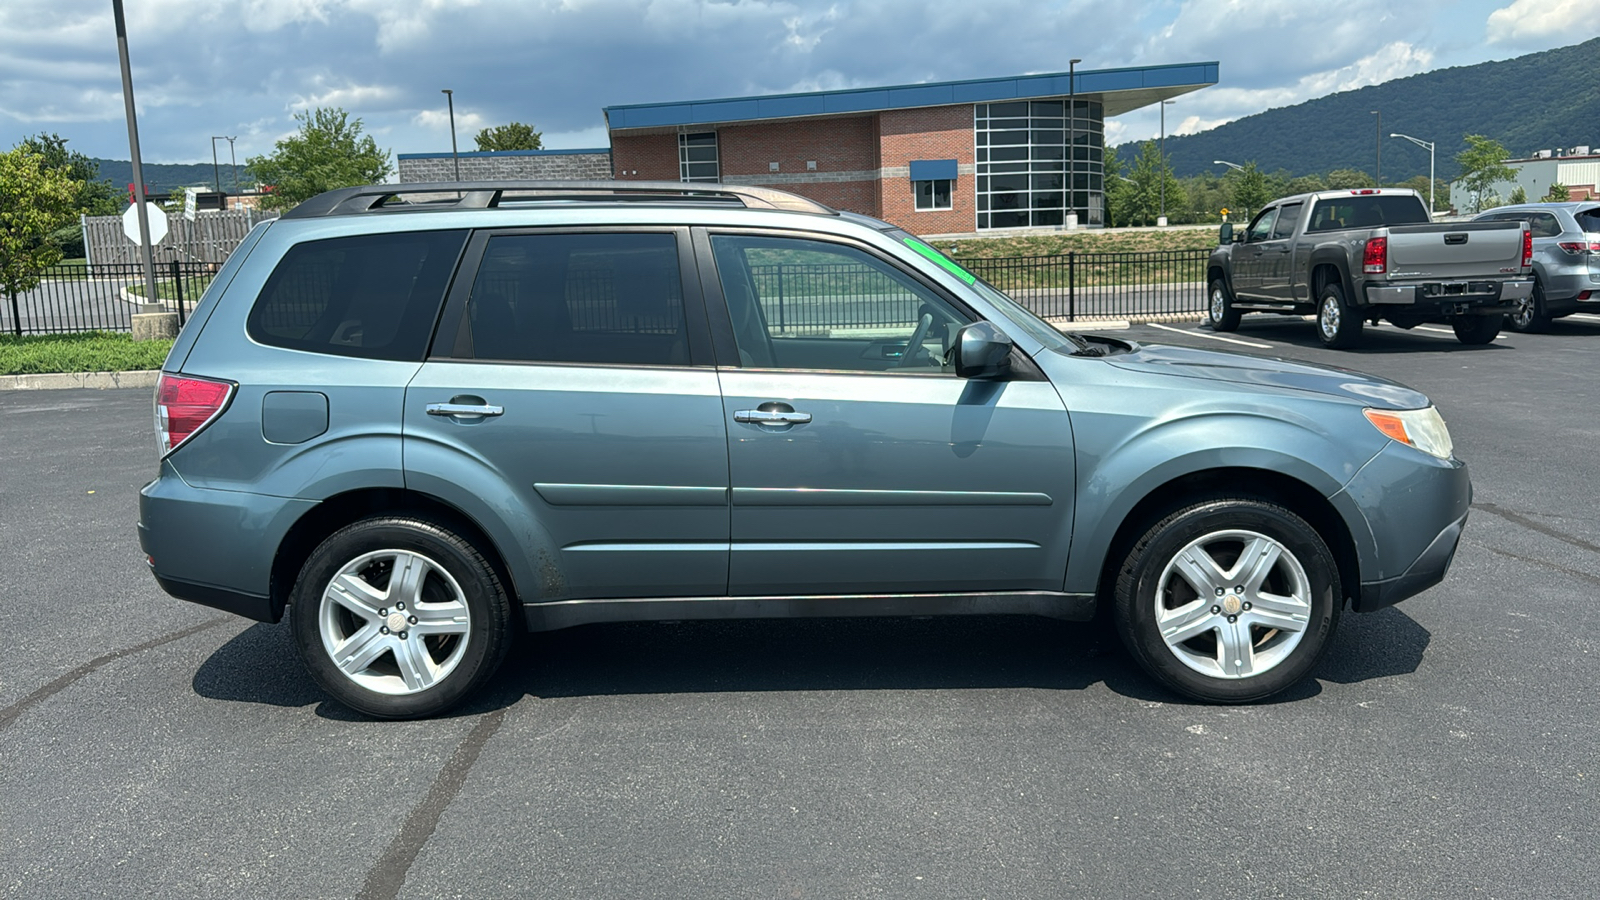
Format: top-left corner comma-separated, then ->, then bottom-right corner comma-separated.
3,315 -> 1599,899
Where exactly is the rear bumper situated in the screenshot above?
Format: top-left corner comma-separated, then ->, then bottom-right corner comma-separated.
1365,278 -> 1531,313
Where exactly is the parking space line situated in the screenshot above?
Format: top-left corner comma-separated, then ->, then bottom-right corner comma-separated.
1413,325 -> 1505,341
1146,323 -> 1274,348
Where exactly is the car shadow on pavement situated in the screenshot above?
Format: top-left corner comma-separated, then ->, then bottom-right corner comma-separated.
190,606 -> 1432,717
1221,320 -> 1517,355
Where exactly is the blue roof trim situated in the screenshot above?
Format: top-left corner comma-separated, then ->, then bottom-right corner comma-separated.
605,62 -> 1219,130
909,159 -> 958,181
397,148 -> 611,160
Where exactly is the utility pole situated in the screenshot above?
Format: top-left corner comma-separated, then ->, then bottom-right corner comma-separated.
1159,100 -> 1175,226
112,0 -> 160,309
1371,110 -> 1381,184
441,89 -> 461,182
1068,58 -> 1081,229
1391,133 -> 1435,214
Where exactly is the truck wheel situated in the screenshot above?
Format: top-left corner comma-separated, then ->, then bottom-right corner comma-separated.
1452,315 -> 1502,345
1316,283 -> 1363,349
1207,279 -> 1242,332
1505,279 -> 1552,333
1112,497 -> 1341,703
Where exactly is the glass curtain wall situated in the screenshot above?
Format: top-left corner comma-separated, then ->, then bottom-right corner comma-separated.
974,99 -> 1103,229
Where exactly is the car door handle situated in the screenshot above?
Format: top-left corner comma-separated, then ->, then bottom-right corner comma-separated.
426,402 -> 504,418
734,409 -> 812,425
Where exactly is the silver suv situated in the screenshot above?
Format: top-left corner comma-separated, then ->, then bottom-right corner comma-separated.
1474,201 -> 1600,331
140,181 -> 1472,718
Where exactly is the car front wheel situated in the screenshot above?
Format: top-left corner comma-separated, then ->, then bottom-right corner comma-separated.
1207,278 -> 1242,332
1113,498 -> 1341,703
289,516 -> 513,719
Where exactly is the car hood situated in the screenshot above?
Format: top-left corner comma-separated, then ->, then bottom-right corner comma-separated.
1098,343 -> 1430,409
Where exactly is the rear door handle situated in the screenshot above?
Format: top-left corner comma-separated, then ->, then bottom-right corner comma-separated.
734,409 -> 812,425
427,402 -> 504,418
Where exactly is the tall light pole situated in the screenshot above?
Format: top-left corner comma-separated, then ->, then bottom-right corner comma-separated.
1068,57 -> 1081,228
1391,132 -> 1435,213
441,89 -> 461,182
226,136 -> 238,197
1159,99 -> 1175,226
210,136 -> 230,193
112,0 -> 160,310
1370,110 -> 1381,184
1214,160 -> 1244,171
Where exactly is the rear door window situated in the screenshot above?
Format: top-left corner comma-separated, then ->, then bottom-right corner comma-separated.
1528,212 -> 1563,238
247,230 -> 467,361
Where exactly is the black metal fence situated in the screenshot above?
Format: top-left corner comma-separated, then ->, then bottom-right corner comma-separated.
3,250 -> 1211,337
3,260 -> 215,336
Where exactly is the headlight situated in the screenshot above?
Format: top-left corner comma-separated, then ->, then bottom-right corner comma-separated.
1363,406 -> 1453,459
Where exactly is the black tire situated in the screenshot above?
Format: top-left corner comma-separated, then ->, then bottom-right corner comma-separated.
1452,315 -> 1501,345
1112,498 -> 1341,703
289,516 -> 513,719
1504,279 -> 1552,333
1316,282 -> 1363,349
1206,278 -> 1242,332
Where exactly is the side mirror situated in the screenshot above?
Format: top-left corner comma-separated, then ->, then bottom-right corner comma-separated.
1219,223 -> 1233,245
953,321 -> 1013,380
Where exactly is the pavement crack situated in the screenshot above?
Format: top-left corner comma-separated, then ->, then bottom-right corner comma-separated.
1470,540 -> 1600,588
0,617 -> 231,731
1473,502 -> 1600,556
356,707 -> 508,900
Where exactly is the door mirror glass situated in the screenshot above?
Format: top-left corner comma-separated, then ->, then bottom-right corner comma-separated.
953,321 -> 1013,380
1219,223 -> 1234,244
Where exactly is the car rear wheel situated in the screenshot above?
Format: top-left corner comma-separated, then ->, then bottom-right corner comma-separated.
1207,278 -> 1242,332
1505,279 -> 1552,333
289,516 -> 513,719
1316,283 -> 1362,349
1113,498 -> 1341,703
1452,315 -> 1502,345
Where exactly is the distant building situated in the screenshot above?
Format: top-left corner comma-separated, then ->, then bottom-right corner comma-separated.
1451,147 -> 1600,210
397,148 -> 612,183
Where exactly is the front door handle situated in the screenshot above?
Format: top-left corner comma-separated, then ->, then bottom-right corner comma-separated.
734,409 -> 813,425
427,401 -> 504,418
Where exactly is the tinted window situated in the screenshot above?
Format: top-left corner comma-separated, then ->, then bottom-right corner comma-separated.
1308,195 -> 1429,231
1575,207 -> 1600,233
464,232 -> 690,366
1271,203 -> 1303,239
1528,212 -> 1562,238
1247,208 -> 1278,242
247,230 -> 466,361
710,234 -> 969,373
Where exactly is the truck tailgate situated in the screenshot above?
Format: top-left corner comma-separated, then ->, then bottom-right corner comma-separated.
1385,221 -> 1525,280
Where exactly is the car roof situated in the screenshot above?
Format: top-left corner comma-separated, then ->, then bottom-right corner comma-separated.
282,180 -> 840,219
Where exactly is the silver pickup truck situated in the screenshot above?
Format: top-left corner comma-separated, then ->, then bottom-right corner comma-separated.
1207,189 -> 1533,348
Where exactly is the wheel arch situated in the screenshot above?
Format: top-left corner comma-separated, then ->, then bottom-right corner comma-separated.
269,487 -> 526,627
1090,467 -> 1363,613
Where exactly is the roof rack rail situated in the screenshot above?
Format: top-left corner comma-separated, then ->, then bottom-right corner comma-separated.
281,180 -> 838,219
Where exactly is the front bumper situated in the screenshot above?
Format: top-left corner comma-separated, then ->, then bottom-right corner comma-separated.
1357,510 -> 1467,611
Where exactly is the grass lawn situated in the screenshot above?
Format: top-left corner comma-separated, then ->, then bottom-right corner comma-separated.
124,272 -> 213,303
0,332 -> 173,376
943,227 -> 1221,260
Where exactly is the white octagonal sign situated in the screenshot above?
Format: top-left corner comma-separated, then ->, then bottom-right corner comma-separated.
122,202 -> 169,246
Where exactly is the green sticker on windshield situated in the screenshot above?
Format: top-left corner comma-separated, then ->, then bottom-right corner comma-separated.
903,237 -> 976,285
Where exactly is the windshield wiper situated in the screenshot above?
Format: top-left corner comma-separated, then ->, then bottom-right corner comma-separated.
1062,331 -> 1105,356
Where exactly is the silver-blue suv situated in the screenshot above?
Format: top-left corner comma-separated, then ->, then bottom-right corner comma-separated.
139,181 -> 1471,718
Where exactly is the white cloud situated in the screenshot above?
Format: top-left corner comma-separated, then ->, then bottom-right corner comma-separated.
1487,0 -> 1600,46
289,80 -> 401,112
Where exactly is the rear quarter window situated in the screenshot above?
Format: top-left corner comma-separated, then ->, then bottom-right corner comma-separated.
247,230 -> 468,361
1574,207 -> 1600,233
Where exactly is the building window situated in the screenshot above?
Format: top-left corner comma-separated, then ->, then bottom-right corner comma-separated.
679,132 -> 719,183
974,99 -> 1104,230
914,179 -> 953,210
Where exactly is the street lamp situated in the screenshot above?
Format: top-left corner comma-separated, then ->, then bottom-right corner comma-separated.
210,135 -> 237,196
441,89 -> 461,182
1159,99 -> 1175,226
1391,133 -> 1435,214
225,136 -> 238,197
1068,58 -> 1081,229
1370,110 -> 1381,184
1214,160 -> 1244,171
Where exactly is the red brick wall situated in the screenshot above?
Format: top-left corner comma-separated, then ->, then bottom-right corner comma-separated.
717,117 -> 878,178
879,106 -> 974,234
610,133 -> 678,181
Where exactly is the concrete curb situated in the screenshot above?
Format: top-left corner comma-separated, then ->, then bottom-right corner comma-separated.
0,370 -> 160,391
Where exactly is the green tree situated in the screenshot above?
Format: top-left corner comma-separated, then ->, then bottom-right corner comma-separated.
17,133 -> 121,257
1123,141 -> 1185,227
1327,168 -> 1376,189
474,122 -> 542,152
1,147 -> 81,324
246,107 -> 392,211
1225,162 -> 1272,220
1508,185 -> 1528,204
1103,144 -> 1134,227
1455,134 -> 1515,214
1544,182 -> 1570,202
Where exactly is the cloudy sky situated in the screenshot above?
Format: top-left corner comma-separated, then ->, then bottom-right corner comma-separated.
1,0 -> 1594,167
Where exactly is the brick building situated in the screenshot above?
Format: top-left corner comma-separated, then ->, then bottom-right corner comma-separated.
397,148 -> 612,183
606,62 -> 1218,233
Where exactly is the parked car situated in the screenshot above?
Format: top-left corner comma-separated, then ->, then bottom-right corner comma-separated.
1207,188 -> 1533,348
140,181 -> 1471,718
1472,202 -> 1600,331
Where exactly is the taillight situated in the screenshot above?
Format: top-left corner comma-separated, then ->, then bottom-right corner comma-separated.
1557,241 -> 1587,254
1522,229 -> 1533,268
1363,236 -> 1387,274
155,372 -> 234,455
